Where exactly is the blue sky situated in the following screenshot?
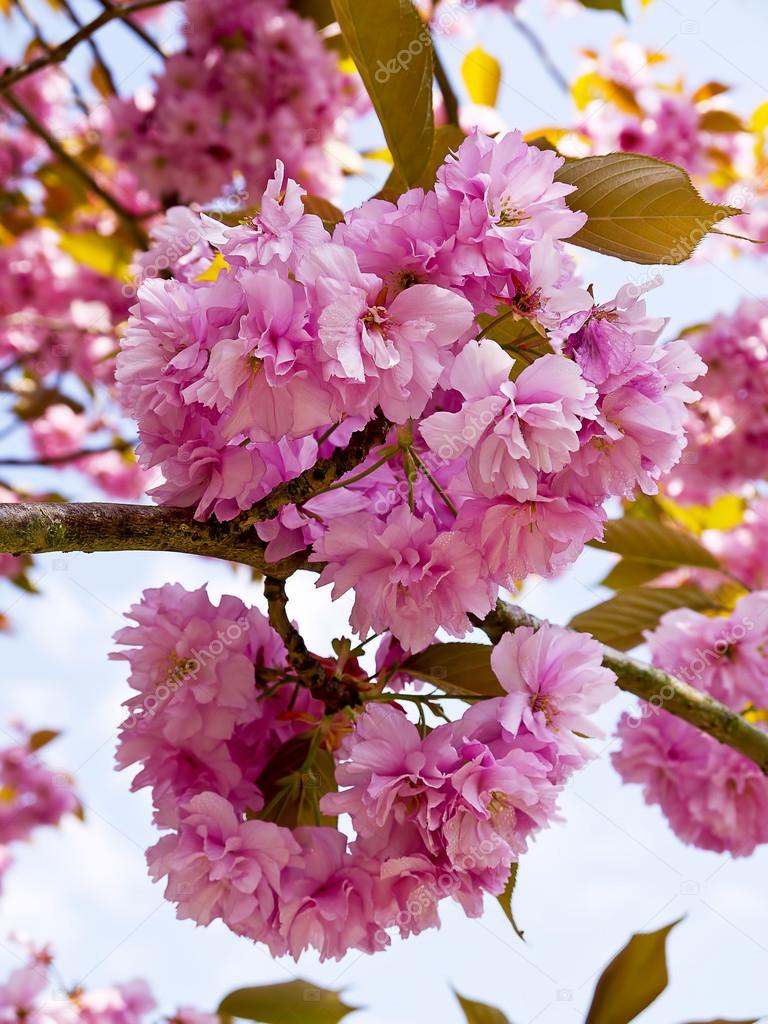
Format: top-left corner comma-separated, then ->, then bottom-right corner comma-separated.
1,1 -> 767,1021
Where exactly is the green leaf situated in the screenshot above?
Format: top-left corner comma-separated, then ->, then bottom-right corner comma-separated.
462,46 -> 501,107
592,518 -> 721,591
585,920 -> 682,1024
497,863 -> 524,941
401,642 -> 502,697
330,0 -> 434,186
219,981 -> 358,1024
255,734 -> 338,828
555,153 -> 740,264
476,308 -> 551,378
568,586 -> 721,651
456,993 -> 512,1024
577,0 -> 625,13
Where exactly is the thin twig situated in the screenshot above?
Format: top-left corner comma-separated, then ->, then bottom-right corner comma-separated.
0,442 -> 134,468
57,0 -> 117,96
432,42 -> 460,127
235,412 -> 391,529
14,0 -> 92,117
95,0 -> 166,58
2,88 -> 148,249
510,15 -> 568,93
264,576 -> 361,711
0,0 -> 174,93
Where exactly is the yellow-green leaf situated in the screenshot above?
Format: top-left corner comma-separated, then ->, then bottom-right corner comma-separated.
497,863 -> 524,941
456,993 -> 512,1024
89,58 -> 115,99
219,982 -> 357,1024
750,100 -> 768,134
600,559 -> 669,590
569,586 -> 721,651
577,0 -> 625,13
401,642 -> 501,697
571,72 -> 642,116
58,231 -> 132,280
585,920 -> 681,1024
462,46 -> 501,108
656,494 -> 746,534
330,0 -> 434,186
195,252 -> 230,283
555,153 -> 740,264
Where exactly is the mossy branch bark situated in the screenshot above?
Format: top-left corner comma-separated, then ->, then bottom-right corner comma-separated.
474,600 -> 768,774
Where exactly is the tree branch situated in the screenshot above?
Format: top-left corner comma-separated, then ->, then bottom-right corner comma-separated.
235,412 -> 391,529
510,15 -> 568,93
473,600 -> 768,774
0,0 -> 175,93
0,441 -> 135,468
0,502 -> 308,579
96,0 -> 167,58
432,43 -> 460,128
2,89 -> 148,249
264,576 -> 361,712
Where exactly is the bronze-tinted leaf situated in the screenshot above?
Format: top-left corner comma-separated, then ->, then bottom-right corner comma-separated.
456,992 -> 512,1024
330,0 -> 434,185
592,517 -> 721,591
401,642 -> 501,697
585,920 -> 681,1024
219,981 -> 357,1024
568,586 -> 721,651
556,153 -> 740,264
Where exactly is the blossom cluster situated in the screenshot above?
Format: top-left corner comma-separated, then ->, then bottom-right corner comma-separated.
0,725 -> 80,889
0,946 -> 216,1024
0,229 -> 146,501
104,0 -> 360,205
563,39 -> 768,252
665,299 -> 768,505
613,590 -> 768,856
114,583 -> 615,959
120,130 -> 703,654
